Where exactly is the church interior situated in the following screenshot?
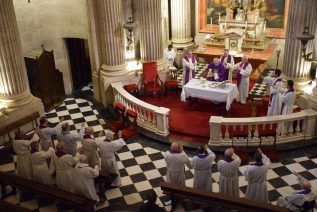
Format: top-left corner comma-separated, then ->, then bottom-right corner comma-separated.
1,0 -> 317,211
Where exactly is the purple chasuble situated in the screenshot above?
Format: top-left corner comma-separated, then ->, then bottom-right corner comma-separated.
184,56 -> 196,84
237,62 -> 250,88
269,77 -> 282,103
280,88 -> 295,114
224,156 -> 234,163
206,62 -> 227,82
83,134 -> 92,139
296,190 -> 311,195
56,150 -> 66,158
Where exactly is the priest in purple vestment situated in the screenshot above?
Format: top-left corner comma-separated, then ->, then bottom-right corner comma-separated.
205,58 -> 227,82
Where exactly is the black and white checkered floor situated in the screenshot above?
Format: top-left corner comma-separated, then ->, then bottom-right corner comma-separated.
1,83 -> 317,211
175,63 -> 275,97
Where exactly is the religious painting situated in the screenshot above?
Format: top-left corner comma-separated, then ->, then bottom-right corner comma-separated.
198,0 -> 289,38
260,0 -> 285,28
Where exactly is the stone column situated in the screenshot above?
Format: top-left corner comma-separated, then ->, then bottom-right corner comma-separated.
139,0 -> 164,71
0,0 -> 34,108
170,0 -> 194,48
98,0 -> 127,77
283,0 -> 317,90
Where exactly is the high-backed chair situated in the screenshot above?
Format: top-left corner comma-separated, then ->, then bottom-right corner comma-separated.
109,103 -> 126,132
142,62 -> 162,97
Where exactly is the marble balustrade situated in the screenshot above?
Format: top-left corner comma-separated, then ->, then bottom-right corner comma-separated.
111,82 -> 170,136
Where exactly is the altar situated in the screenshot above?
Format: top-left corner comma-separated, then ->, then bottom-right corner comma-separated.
193,43 -> 277,70
181,79 -> 239,111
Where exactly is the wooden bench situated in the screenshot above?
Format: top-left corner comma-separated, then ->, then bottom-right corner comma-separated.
0,171 -> 96,212
0,200 -> 33,212
161,182 -> 287,212
0,112 -> 40,141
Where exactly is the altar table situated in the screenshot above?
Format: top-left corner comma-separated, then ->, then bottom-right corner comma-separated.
181,79 -> 239,111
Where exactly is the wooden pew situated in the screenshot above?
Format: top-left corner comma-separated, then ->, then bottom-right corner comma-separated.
0,111 -> 40,142
0,200 -> 33,212
161,182 -> 288,212
0,172 -> 96,212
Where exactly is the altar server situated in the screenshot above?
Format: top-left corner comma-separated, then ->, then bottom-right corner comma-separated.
220,49 -> 235,80
190,144 -> 216,191
205,58 -> 227,82
57,122 -> 85,156
281,80 -> 295,115
163,44 -> 176,69
29,141 -> 55,185
244,148 -> 271,202
81,127 -> 99,168
233,55 -> 253,104
263,69 -> 283,116
182,49 -> 197,85
37,116 -> 63,151
12,129 -> 34,180
50,142 -> 77,192
73,155 -> 100,202
99,130 -> 126,187
217,148 -> 241,197
277,172 -> 316,211
164,142 -> 191,186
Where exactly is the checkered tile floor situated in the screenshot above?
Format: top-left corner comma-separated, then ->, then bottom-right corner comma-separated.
1,84 -> 317,211
175,63 -> 275,97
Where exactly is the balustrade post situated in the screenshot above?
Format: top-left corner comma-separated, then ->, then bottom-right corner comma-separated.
302,109 -> 317,139
209,116 -> 223,145
155,108 -> 170,136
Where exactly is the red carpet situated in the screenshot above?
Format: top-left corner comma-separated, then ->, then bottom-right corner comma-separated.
140,80 -> 272,143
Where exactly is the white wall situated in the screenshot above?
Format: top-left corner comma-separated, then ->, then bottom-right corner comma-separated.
13,0 -> 89,95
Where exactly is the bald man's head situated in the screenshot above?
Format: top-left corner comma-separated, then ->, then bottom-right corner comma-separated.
61,122 -> 69,131
302,180 -> 312,191
224,148 -> 233,157
105,131 -> 114,141
85,127 -> 94,135
242,55 -> 248,63
171,142 -> 179,152
213,57 -> 219,65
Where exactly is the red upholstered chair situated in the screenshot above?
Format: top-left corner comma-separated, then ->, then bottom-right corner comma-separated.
123,84 -> 139,97
122,109 -> 138,139
165,80 -> 179,96
109,103 -> 126,132
142,62 -> 162,97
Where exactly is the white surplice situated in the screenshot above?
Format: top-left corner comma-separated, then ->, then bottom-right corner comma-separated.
163,48 -> 176,68
56,128 -> 85,156
30,147 -> 55,185
50,153 -> 77,192
72,163 -> 99,202
281,90 -> 296,115
80,138 -> 99,168
99,138 -> 126,186
263,77 -> 283,116
164,151 -> 191,186
233,62 -> 252,104
37,122 -> 63,151
217,153 -> 241,197
244,153 -> 271,202
190,148 -> 216,191
277,175 -> 316,212
13,139 -> 34,180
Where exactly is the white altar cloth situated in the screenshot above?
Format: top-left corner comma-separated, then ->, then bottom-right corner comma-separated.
181,79 -> 239,111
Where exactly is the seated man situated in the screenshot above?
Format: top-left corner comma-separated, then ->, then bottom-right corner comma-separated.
205,58 -> 227,82
277,171 -> 316,211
